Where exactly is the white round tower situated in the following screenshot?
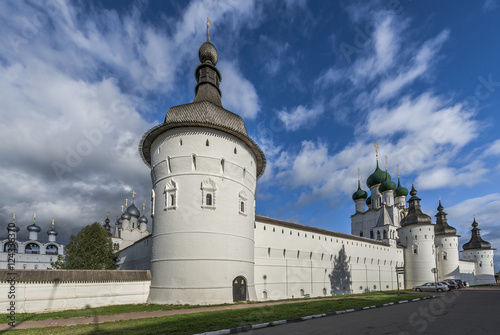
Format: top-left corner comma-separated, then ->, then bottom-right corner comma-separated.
398,186 -> 436,288
140,32 -> 265,305
462,217 -> 496,285
433,200 -> 459,280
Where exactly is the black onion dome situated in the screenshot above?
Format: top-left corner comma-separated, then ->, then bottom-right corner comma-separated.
127,203 -> 140,218
400,185 -> 432,227
121,211 -> 131,220
47,228 -> 58,236
7,223 -> 20,232
199,41 -> 218,65
139,215 -> 148,224
463,218 -> 491,250
434,200 -> 457,235
27,223 -> 41,233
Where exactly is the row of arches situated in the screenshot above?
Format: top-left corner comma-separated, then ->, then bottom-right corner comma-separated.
3,242 -> 59,254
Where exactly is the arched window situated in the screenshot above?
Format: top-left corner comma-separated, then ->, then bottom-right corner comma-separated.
241,201 -> 245,212
383,230 -> 387,239
377,231 -> 381,240
165,179 -> 177,210
202,178 -> 216,209
206,139 -> 209,146
300,289 -> 305,297
3,243 -> 17,253
46,245 -> 58,255
25,243 -> 40,254
360,231 -> 363,237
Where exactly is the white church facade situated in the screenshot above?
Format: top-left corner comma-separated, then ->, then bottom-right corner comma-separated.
109,31 -> 496,305
0,215 -> 64,270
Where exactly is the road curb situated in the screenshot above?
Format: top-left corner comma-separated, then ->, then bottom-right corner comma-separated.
195,296 -> 436,335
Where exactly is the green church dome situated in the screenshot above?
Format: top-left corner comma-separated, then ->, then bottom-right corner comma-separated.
394,178 -> 409,198
366,161 -> 391,188
352,181 -> 368,201
379,178 -> 396,193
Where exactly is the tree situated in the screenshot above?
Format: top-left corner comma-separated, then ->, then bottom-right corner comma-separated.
63,222 -> 119,269
328,245 -> 352,295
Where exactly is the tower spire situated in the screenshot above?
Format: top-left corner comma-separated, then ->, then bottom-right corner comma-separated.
206,18 -> 212,42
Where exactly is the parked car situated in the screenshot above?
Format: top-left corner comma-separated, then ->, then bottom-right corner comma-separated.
454,279 -> 465,288
441,280 -> 457,289
462,281 -> 470,287
413,282 -> 450,292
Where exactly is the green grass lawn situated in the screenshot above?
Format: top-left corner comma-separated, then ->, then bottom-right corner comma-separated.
3,289 -> 413,323
6,293 -> 428,335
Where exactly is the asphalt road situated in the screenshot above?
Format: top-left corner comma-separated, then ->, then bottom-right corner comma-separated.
251,287 -> 500,335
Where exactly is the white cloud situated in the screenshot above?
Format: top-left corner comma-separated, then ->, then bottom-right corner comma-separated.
0,0 -> 262,241
415,162 -> 488,190
220,61 -> 260,119
375,30 -> 449,102
277,104 -> 324,131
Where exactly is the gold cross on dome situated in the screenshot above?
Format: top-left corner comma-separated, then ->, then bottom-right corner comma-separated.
121,205 -> 125,213
207,18 -> 212,41
33,213 -> 36,223
385,155 -> 388,170
125,198 -> 128,206
143,203 -> 146,212
374,141 -> 379,160
51,219 -> 55,228
12,213 -> 15,222
357,167 -> 360,181
131,190 -> 136,201
397,164 -> 400,178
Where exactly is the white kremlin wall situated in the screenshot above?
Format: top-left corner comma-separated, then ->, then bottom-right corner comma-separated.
0,270 -> 150,313
253,216 -> 405,301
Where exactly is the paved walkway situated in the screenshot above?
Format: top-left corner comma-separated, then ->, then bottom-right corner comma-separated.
0,292 -> 423,331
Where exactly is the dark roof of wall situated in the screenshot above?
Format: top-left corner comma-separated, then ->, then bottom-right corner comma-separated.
255,215 -> 396,248
0,269 -> 151,283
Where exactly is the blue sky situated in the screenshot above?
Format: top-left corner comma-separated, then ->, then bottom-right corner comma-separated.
1,0 -> 500,271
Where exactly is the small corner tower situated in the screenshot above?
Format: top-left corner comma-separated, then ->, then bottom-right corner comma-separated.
139,20 -> 265,305
398,185 -> 435,288
433,199 -> 459,280
462,217 -> 496,285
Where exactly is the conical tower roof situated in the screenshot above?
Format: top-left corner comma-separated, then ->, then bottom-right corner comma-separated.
434,200 -> 457,236
400,185 -> 432,227
140,27 -> 266,177
463,217 -> 491,250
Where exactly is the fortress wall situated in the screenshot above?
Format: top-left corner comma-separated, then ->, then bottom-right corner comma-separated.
254,217 -> 404,300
